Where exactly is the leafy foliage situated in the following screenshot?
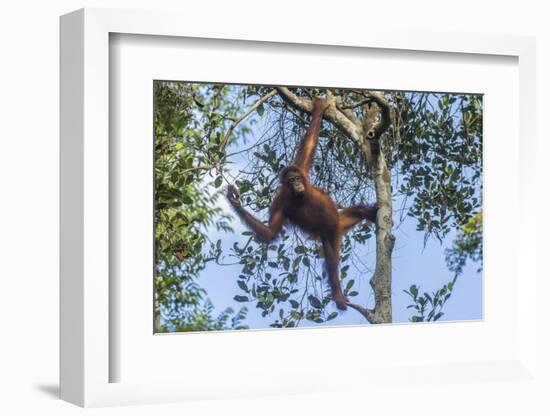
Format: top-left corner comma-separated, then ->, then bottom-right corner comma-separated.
154,82 -> 250,331
404,275 -> 458,322
445,211 -> 483,274
394,93 -> 483,243
404,210 -> 483,322
159,300 -> 249,332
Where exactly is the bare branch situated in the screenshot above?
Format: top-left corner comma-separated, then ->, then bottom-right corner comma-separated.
340,97 -> 372,110
275,86 -> 314,112
346,302 -> 374,323
275,87 -> 364,144
332,95 -> 362,125
221,89 -> 278,150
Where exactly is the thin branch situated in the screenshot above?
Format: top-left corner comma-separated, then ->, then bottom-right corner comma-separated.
346,302 -> 374,323
340,97 -> 372,110
220,89 -> 278,150
226,129 -> 276,158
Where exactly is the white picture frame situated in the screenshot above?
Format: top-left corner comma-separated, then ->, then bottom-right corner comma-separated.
60,7 -> 538,408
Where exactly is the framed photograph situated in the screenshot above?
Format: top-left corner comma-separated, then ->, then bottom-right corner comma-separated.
60,8 -> 538,408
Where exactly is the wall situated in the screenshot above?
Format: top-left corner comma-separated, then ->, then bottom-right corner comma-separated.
0,1 -> 547,415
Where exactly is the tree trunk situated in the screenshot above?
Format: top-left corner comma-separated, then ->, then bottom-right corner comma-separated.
367,154 -> 394,323
347,137 -> 395,324
346,96 -> 395,324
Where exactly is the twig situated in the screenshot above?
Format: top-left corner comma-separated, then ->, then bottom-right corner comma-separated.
220,89 -> 278,150
340,97 -> 373,110
346,302 -> 374,323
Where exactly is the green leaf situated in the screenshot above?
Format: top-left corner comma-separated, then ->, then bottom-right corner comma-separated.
290,310 -> 302,320
289,300 -> 300,309
308,295 -> 323,309
294,245 -> 307,254
233,295 -> 249,302
256,103 -> 265,117
214,176 -> 223,188
326,312 -> 338,321
237,280 -> 249,292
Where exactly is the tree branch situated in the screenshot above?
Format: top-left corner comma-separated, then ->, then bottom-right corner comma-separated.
220,89 -> 278,150
332,94 -> 362,126
340,97 -> 372,110
275,87 -> 364,144
363,91 -> 392,141
346,302 -> 374,323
